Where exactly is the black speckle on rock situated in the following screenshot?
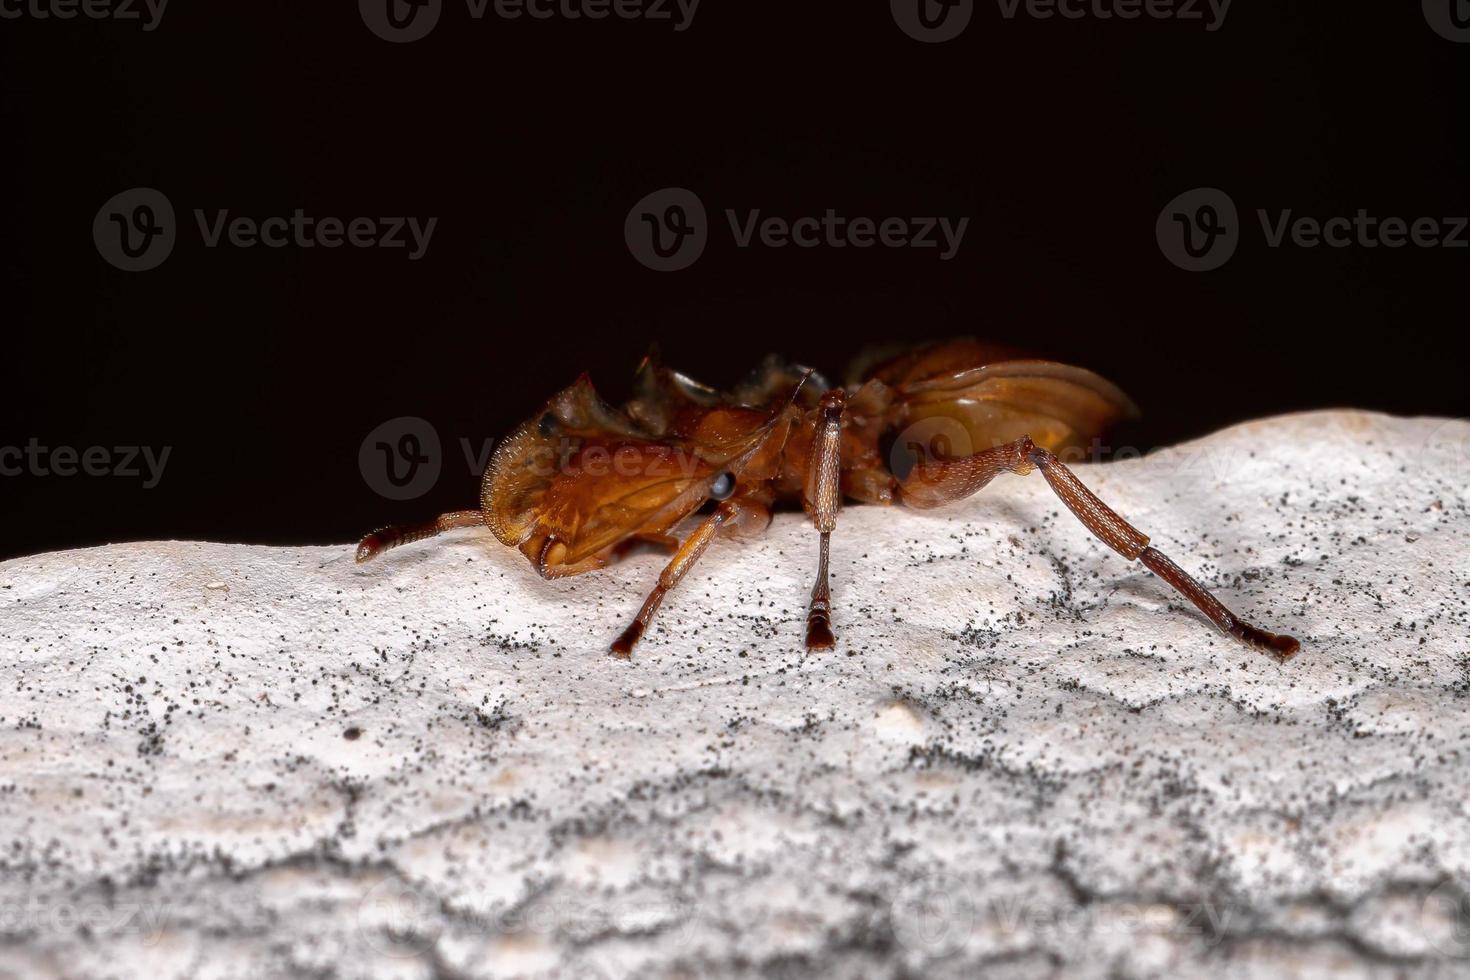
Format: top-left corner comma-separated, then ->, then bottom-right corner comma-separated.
343,726 -> 362,741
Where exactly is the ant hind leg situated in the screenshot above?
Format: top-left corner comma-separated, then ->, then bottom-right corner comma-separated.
899,436 -> 1300,660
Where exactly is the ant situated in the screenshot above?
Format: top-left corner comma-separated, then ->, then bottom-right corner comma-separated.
357,341 -> 1300,661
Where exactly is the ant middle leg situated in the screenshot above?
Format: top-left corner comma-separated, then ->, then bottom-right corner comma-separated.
802,389 -> 846,649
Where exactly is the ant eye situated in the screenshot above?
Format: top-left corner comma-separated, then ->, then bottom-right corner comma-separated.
709,471 -> 736,501
538,412 -> 557,437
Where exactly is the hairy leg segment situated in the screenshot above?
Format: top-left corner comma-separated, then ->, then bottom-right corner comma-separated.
802,389 -> 846,649
609,496 -> 770,657
356,510 -> 487,563
900,436 -> 1299,660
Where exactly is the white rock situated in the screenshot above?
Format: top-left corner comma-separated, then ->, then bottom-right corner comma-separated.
1,410 -> 1468,978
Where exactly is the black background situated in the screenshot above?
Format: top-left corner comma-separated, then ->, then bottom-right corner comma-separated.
3,1 -> 1467,561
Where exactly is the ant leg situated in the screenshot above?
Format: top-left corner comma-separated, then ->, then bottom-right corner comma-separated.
610,497 -> 764,657
807,533 -> 834,649
803,390 -> 845,649
356,510 -> 485,563
900,436 -> 1300,660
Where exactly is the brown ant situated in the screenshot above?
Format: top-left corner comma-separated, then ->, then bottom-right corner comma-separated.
357,341 -> 1300,661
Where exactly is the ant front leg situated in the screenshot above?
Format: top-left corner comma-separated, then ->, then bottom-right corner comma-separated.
802,389 -> 845,650
610,496 -> 770,657
899,436 -> 1300,660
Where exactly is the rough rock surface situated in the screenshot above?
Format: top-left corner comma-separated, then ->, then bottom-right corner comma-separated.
2,411 -> 1469,979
